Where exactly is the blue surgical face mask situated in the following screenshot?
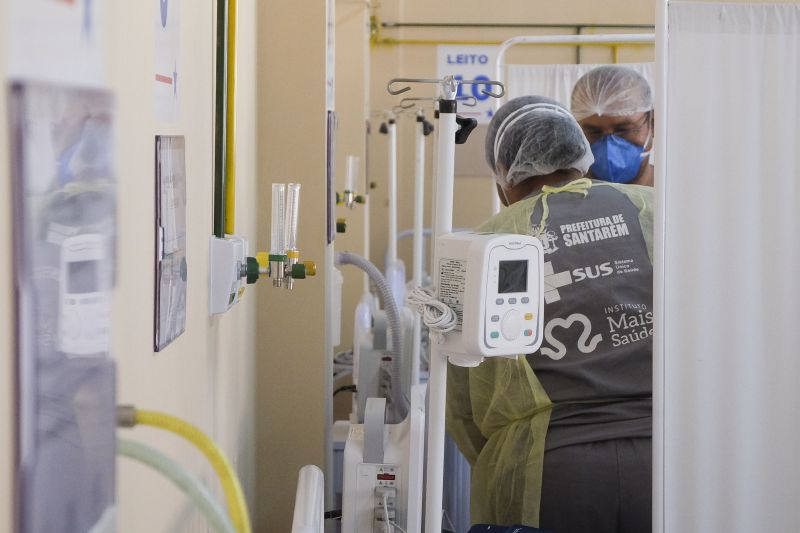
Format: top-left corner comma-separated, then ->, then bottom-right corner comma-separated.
589,135 -> 648,184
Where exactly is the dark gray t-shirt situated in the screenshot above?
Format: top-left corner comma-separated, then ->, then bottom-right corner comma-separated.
522,184 -> 653,450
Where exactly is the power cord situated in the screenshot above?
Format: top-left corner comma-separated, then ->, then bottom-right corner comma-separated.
381,494 -> 408,533
406,286 -> 458,343
382,494 -> 391,532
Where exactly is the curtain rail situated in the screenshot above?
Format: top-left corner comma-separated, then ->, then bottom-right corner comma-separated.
381,22 -> 655,30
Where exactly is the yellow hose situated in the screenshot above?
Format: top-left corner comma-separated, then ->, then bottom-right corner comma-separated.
134,410 -> 251,533
224,0 -> 238,235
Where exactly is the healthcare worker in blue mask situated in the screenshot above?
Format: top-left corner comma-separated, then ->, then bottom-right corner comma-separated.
571,65 -> 654,186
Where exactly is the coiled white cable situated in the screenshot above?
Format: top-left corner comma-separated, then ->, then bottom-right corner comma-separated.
406,286 -> 458,342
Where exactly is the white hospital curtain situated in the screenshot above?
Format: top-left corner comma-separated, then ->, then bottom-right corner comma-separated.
659,3 -> 800,532
506,62 -> 654,109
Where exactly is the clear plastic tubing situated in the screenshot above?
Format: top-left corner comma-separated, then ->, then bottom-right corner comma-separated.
271,183 -> 286,255
285,183 -> 301,251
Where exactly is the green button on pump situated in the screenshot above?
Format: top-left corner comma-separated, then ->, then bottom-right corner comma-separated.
490,331 -> 500,339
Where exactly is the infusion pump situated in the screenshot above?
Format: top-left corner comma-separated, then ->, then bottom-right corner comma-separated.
436,232 -> 544,367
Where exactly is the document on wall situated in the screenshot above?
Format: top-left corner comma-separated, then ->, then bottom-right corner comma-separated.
7,0 -> 106,86
154,0 -> 180,122
155,135 -> 187,351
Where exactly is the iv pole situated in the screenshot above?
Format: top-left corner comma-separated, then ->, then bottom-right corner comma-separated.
388,76 -> 504,533
426,79 -> 457,533
387,117 -> 399,268
411,110 -> 427,389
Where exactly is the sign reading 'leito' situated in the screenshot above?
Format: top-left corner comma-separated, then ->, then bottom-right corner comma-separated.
437,45 -> 500,125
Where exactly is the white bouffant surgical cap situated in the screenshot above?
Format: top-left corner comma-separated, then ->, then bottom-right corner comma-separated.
570,65 -> 653,121
485,95 -> 594,188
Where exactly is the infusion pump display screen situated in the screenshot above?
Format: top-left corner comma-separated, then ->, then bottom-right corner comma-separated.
69,261 -> 99,293
498,260 -> 528,293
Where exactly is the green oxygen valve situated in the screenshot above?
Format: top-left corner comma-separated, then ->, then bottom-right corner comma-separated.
245,257 -> 260,285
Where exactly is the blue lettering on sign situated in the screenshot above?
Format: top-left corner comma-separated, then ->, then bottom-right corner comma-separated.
446,54 -> 491,65
451,74 -> 492,101
470,75 -> 491,101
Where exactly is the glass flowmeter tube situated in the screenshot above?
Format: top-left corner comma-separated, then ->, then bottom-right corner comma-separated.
270,183 -> 286,255
285,183 -> 301,252
345,155 -> 359,192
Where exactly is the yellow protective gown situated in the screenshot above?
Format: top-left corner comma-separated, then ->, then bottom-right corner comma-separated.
446,178 -> 654,527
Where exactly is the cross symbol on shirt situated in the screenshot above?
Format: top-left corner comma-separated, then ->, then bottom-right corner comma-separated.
543,261 -> 573,304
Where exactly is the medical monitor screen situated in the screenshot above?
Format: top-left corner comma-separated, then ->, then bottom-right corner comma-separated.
498,260 -> 527,294
68,261 -> 99,294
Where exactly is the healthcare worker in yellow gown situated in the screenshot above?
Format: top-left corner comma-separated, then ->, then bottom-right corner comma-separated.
447,96 -> 654,533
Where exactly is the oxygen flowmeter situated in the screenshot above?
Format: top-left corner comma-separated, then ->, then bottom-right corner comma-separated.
209,182 -> 316,315
435,232 -> 544,366
258,183 -> 316,290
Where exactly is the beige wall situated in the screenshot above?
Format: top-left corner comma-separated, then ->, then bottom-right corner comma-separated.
111,0 -> 260,531
255,1 -> 330,531
110,0 -> 264,533
0,0 -> 331,530
1,0 -> 261,531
